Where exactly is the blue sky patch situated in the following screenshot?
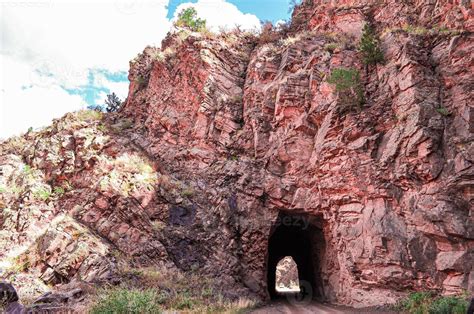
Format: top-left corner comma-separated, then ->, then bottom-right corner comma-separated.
64,69 -> 128,108
167,0 -> 292,22
67,1 -> 292,108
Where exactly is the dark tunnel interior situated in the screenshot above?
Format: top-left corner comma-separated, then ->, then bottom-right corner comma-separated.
266,212 -> 324,300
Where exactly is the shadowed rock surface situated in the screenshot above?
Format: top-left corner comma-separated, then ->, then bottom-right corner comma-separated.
0,0 -> 472,308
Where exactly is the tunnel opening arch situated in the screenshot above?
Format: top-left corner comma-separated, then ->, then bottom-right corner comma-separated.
265,211 -> 326,301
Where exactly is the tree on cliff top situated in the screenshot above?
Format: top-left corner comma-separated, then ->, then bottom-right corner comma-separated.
175,7 -> 207,32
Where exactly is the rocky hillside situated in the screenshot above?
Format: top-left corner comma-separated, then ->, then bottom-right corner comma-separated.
1,0 -> 473,309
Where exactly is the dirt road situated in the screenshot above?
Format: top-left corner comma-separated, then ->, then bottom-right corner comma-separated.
249,293 -> 396,314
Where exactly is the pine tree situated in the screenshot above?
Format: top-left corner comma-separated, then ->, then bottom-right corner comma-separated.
175,7 -> 207,32
359,23 -> 384,66
327,68 -> 365,113
105,93 -> 122,113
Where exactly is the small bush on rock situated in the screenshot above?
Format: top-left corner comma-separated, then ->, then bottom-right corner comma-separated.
33,188 -> 52,201
135,75 -> 148,91
324,43 -> 339,53
175,7 -> 207,32
259,21 -> 281,45
403,24 -> 430,35
359,23 -> 384,66
437,107 -> 451,116
327,68 -> 364,113
53,186 -> 65,196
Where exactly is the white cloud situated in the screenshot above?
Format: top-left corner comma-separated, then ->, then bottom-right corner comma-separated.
0,55 -> 84,138
0,86 -> 85,137
0,55 -> 86,138
0,0 -> 171,138
173,0 -> 261,32
0,0 -> 261,138
1,0 -> 171,74
93,73 -> 130,100
96,91 -> 109,106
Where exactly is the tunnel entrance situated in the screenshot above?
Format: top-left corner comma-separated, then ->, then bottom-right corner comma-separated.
266,212 -> 324,300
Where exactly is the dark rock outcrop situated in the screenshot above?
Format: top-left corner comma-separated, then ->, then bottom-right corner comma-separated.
0,282 -> 24,314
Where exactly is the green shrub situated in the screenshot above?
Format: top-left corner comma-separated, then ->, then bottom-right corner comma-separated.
398,292 -> 469,314
327,67 -> 364,113
359,23 -> 384,65
201,287 -> 213,298
324,43 -> 339,53
327,68 -> 361,93
98,124 -> 108,133
33,188 -> 52,201
53,186 -> 65,196
90,288 -> 162,314
23,165 -> 32,175
175,7 -> 207,32
173,294 -> 195,310
91,267 -> 258,313
437,107 -> 451,116
9,256 -> 30,273
429,296 -> 468,314
135,75 -> 147,90
399,291 -> 433,314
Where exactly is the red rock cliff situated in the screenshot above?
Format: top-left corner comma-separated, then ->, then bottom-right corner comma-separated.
1,0 -> 473,308
120,0 -> 473,305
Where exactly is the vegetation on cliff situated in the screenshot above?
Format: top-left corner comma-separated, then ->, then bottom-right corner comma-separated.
175,7 -> 207,32
358,23 -> 384,66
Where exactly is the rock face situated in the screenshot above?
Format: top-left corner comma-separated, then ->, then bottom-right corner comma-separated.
292,0 -> 473,34
1,0 -> 473,308
0,112 -> 177,295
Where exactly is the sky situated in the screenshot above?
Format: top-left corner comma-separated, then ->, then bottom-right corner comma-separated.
0,0 -> 294,139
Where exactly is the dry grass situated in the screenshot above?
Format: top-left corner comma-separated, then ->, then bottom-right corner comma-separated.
98,152 -> 157,197
76,110 -> 103,122
381,24 -> 463,37
87,267 -> 258,313
153,47 -> 177,62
